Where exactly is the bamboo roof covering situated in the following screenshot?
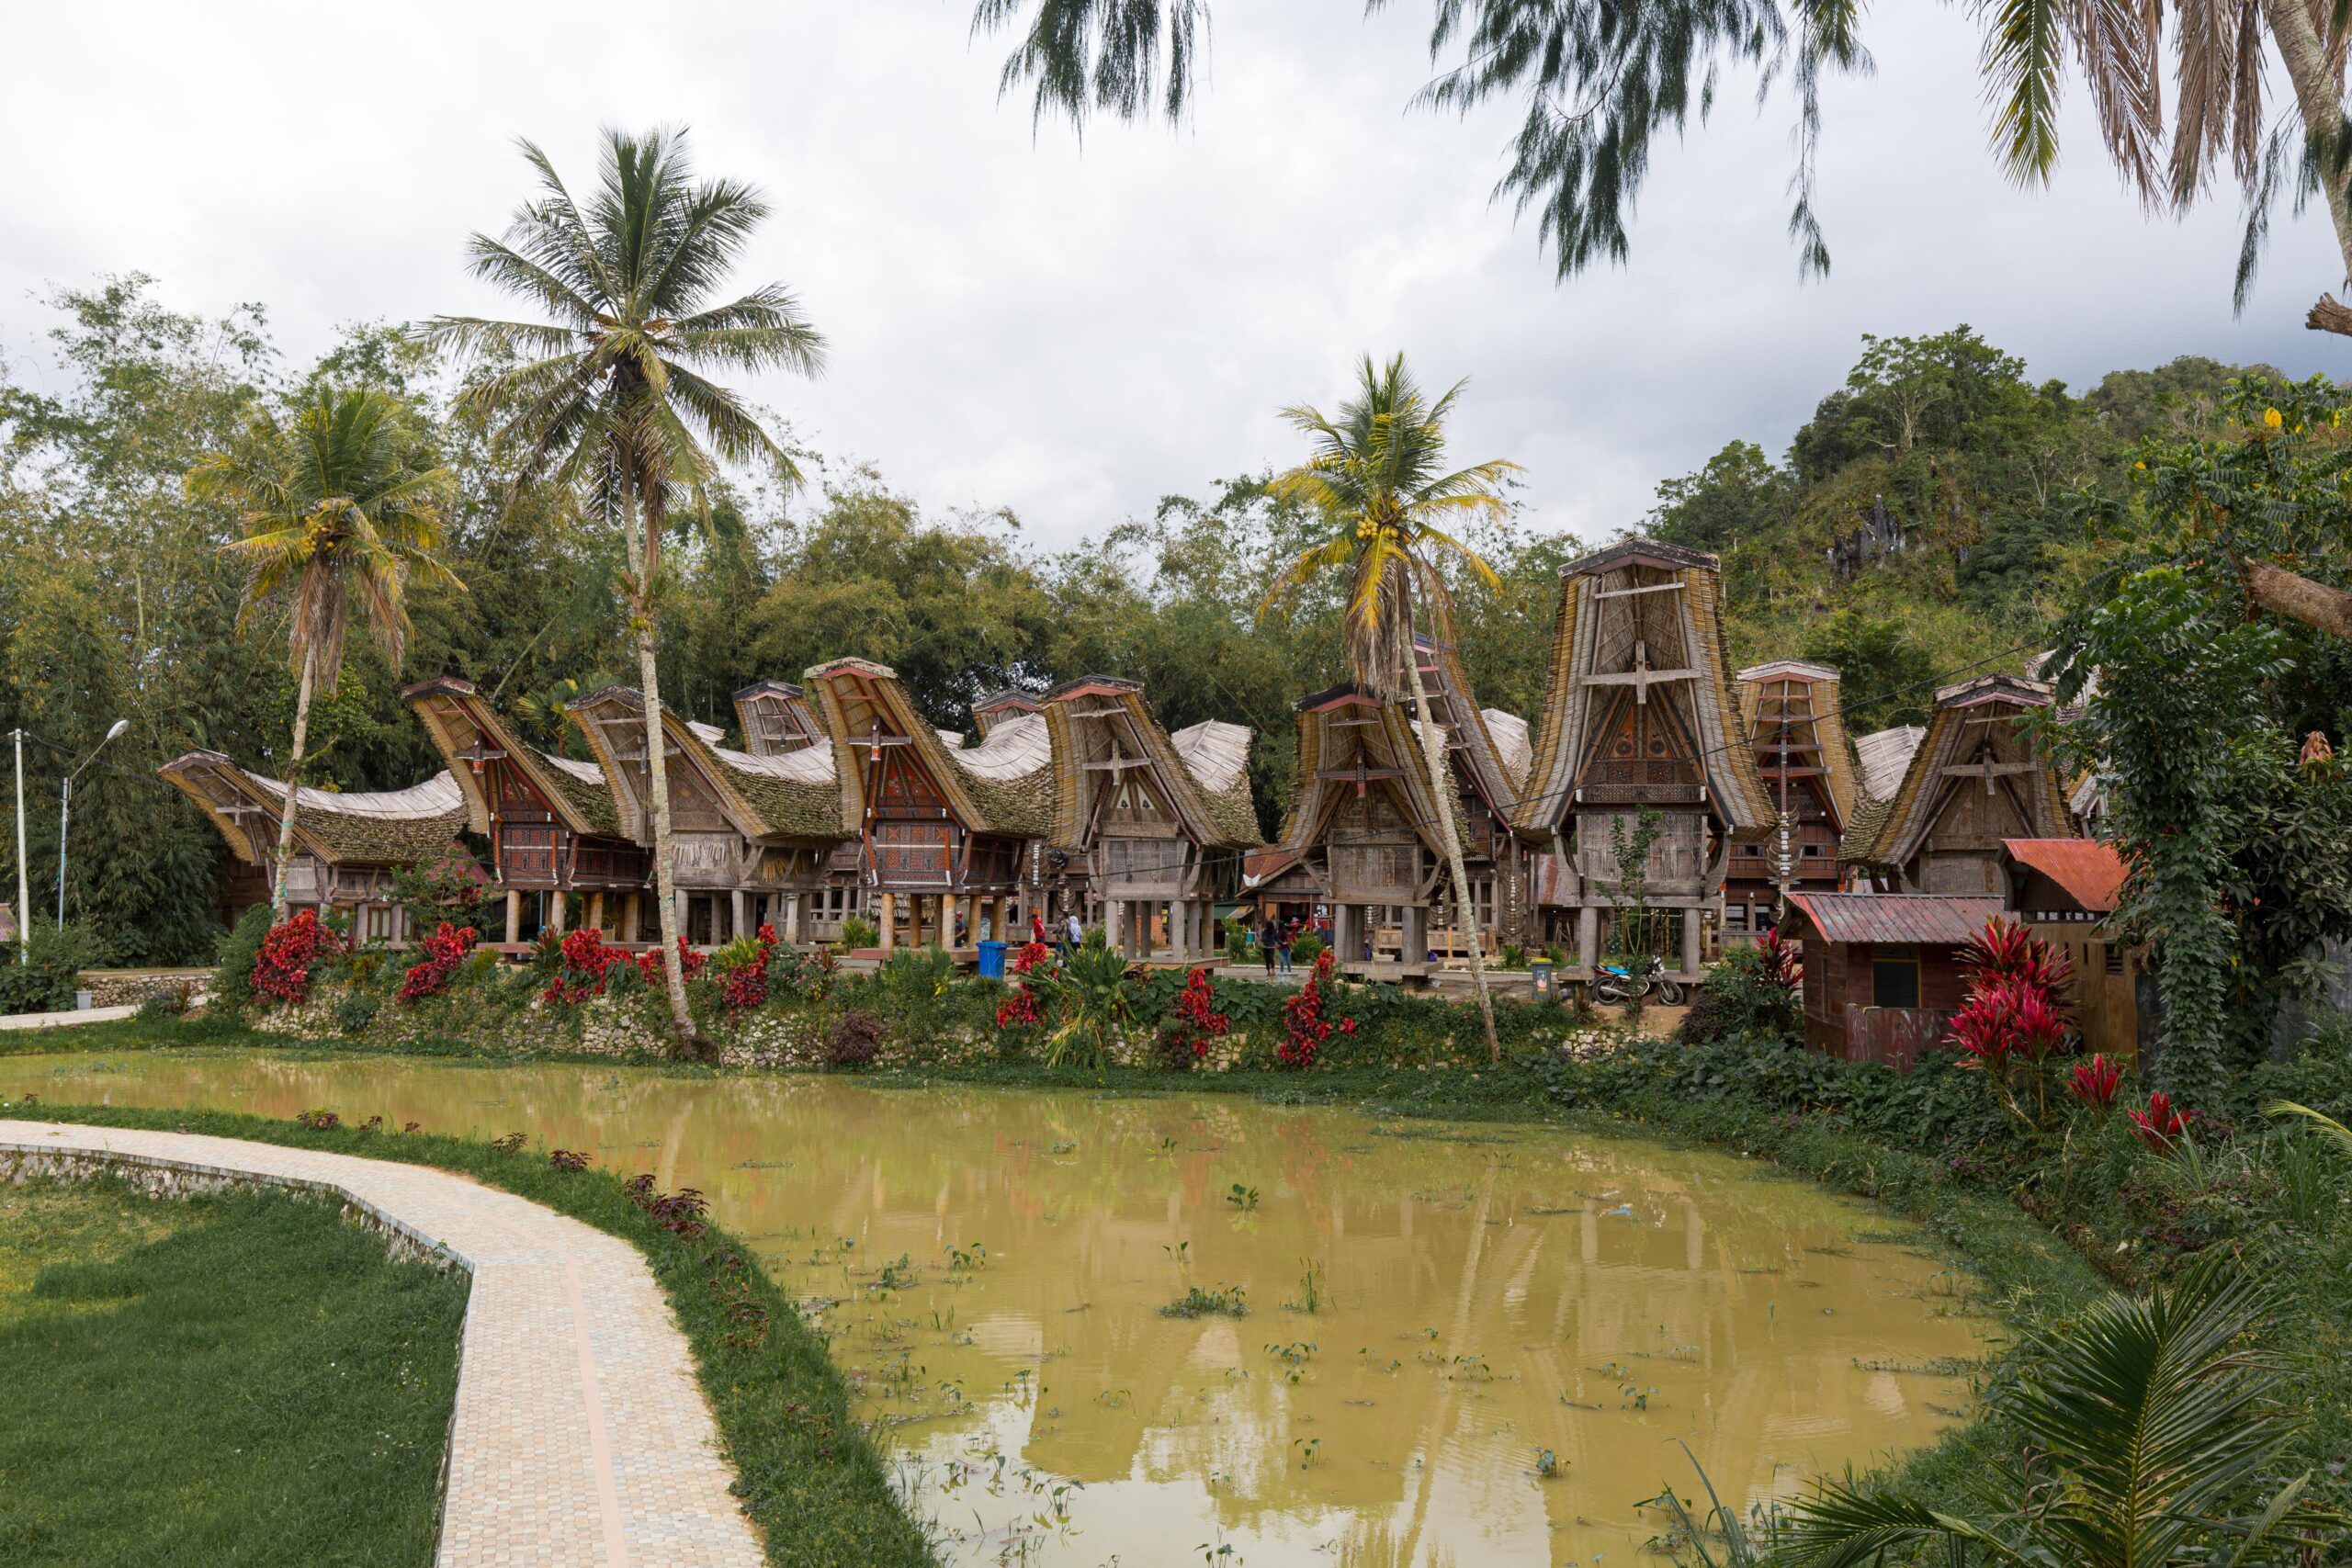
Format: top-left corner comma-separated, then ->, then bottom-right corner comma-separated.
729,680 -> 825,758
970,689 -> 1044,737
1852,673 -> 2074,868
402,677 -> 626,840
1735,660 -> 1859,831
1514,538 -> 1772,836
160,750 -> 468,868
1412,634 -> 1529,822
1040,677 -> 1262,852
801,658 -> 1057,839
569,685 -> 848,844
1854,724 -> 1928,803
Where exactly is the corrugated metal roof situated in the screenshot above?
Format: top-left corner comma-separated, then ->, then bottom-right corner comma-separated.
2004,838 -> 2126,911
1784,892 -> 2005,945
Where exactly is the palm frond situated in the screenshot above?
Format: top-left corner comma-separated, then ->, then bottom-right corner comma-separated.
2264,1100 -> 2352,1155
1977,0 -> 2067,184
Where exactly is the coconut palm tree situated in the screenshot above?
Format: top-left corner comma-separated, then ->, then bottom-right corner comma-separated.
189,386 -> 458,919
1263,354 -> 1519,1063
1769,1258 -> 2335,1565
419,127 -> 825,1055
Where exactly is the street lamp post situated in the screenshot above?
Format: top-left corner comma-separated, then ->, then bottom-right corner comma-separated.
56,720 -> 129,932
9,728 -> 26,963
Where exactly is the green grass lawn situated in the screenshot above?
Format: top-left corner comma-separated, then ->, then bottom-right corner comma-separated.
0,1178 -> 466,1567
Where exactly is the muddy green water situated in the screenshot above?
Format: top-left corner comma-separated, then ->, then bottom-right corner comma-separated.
0,1051 -> 1989,1566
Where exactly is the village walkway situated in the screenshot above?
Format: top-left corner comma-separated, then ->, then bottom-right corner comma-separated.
0,1118 -> 765,1568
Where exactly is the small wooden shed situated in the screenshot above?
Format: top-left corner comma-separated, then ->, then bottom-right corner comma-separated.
2002,836 -> 2148,1068
1781,892 -> 2005,1069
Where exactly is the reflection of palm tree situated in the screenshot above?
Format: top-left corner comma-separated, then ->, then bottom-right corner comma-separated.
1394,1161 -> 1498,1565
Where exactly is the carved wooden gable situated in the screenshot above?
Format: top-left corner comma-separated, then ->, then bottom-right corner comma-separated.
1577,689 -> 1702,802
1328,788 -> 1424,903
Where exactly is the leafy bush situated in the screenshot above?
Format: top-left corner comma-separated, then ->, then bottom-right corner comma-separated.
390,852 -> 490,938
1042,942 -> 1131,1068
825,1010 -> 885,1072
211,904 -> 275,1017
1676,935 -> 1802,1046
134,984 -> 192,1023
1290,932 -> 1326,966
1498,943 -> 1525,970
763,941 -> 834,1004
718,926 -> 779,1012
0,922 -> 102,1016
334,989 -> 380,1036
838,914 -> 879,950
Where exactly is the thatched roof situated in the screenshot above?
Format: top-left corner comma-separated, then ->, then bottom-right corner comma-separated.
569,685 -> 847,844
1735,659 -> 1859,831
403,676 -> 625,840
160,750 -> 468,868
1515,538 -> 1772,837
1040,676 -> 1262,852
1854,724 -> 1927,802
1852,673 -> 2074,868
1268,682 -> 1469,865
801,658 -> 1057,840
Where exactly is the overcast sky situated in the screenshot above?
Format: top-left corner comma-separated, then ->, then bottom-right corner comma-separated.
4,1 -> 2344,554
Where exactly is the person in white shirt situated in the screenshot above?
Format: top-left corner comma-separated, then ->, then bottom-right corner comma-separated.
1062,912 -> 1082,955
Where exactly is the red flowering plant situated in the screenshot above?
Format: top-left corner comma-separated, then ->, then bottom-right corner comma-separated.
1277,952 -> 1353,1069
995,942 -> 1054,1032
763,938 -> 835,1004
1946,917 -> 2078,1130
250,908 -> 350,1005
1152,966 -> 1232,1071
2129,1090 -> 2195,1150
634,935 -> 707,989
398,922 -> 479,1002
2067,1053 -> 2121,1113
543,927 -> 629,1006
718,923 -> 781,1013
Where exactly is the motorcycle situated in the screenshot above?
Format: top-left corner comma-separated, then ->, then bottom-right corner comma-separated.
1593,953 -> 1684,1008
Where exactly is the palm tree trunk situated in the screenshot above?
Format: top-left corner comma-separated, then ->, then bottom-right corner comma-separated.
621,484 -> 703,1057
2260,0 -> 2352,332
1403,610 -> 1500,1064
268,647 -> 317,920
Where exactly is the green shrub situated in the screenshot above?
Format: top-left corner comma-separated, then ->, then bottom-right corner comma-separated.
1498,943 -> 1525,970
334,989 -> 380,1037
1291,933 -> 1326,966
1676,941 -> 1802,1046
210,904 -> 275,1018
134,985 -> 191,1023
0,922 -> 102,1016
838,914 -> 878,950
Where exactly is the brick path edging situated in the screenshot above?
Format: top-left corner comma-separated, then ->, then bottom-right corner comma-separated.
0,1121 -> 765,1568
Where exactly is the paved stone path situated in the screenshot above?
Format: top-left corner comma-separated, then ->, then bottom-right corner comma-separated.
0,1120 -> 766,1568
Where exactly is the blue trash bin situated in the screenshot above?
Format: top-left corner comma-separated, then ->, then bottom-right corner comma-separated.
977,940 -> 1009,980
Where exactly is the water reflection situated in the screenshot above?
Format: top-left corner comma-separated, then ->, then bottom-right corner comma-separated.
0,1053 -> 1987,1566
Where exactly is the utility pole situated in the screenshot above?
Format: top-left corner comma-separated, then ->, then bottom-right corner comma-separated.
10,728 -> 26,963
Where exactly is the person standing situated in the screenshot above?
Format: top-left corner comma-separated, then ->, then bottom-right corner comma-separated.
1061,910 -> 1082,958
1276,917 -> 1294,976
1031,910 -> 1048,946
1258,913 -> 1277,976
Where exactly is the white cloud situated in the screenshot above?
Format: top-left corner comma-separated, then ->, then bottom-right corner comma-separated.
4,0 -> 2340,549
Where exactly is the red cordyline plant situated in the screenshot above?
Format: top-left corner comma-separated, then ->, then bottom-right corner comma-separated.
996,942 -> 1054,1030
251,908 -> 350,1004
1947,917 -> 2076,1129
2068,1053 -> 2121,1112
2129,1090 -> 2195,1150
1756,925 -> 1802,991
398,921 -> 478,1002
720,923 -> 779,1013
544,927 -> 629,1006
1278,952 -> 1355,1069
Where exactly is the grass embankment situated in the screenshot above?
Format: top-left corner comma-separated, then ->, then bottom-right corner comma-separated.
0,1178 -> 464,1567
10,1100 -> 935,1568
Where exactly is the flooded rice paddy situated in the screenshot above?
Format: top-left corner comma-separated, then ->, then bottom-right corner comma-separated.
0,1050 -> 1990,1566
